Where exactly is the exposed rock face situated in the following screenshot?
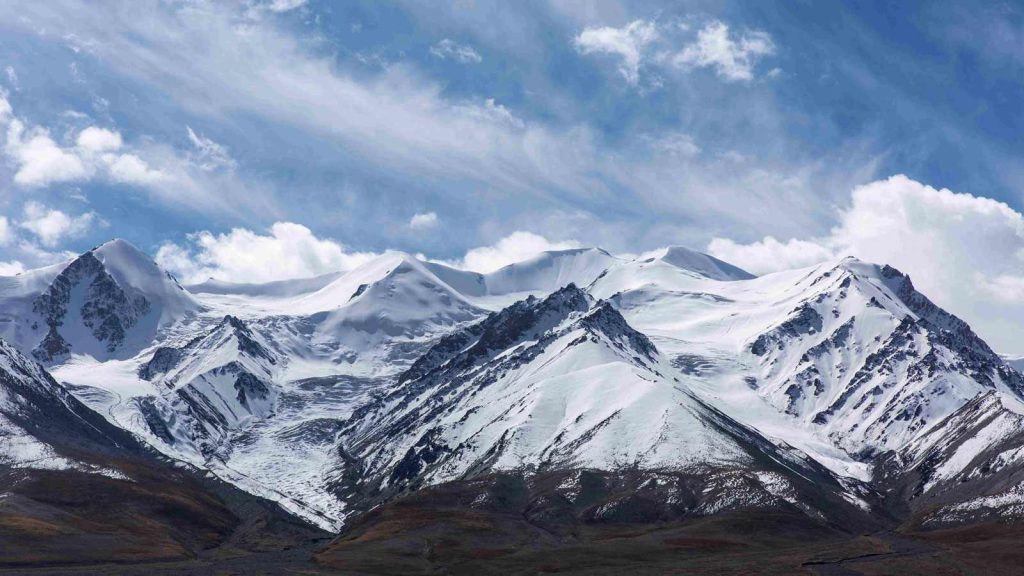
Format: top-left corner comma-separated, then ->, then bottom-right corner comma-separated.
31,252 -> 151,361
328,284 -> 872,530
744,260 -> 1024,455
136,315 -> 280,455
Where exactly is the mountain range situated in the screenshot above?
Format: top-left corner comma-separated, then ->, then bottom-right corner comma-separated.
4,238 -> 1024,573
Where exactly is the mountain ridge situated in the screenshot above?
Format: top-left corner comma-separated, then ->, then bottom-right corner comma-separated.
4,238 -> 1024,551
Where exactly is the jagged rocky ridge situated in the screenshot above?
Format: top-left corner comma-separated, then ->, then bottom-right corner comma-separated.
135,315 -> 280,455
0,337 -> 141,469
31,251 -> 151,361
6,240 -> 1024,538
738,259 -> 1024,455
0,239 -> 199,364
329,284 -> 880,527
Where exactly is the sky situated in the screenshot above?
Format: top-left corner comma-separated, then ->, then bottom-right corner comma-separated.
2,1 -> 1024,351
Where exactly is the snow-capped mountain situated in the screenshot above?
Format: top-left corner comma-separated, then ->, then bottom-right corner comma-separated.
330,284 -> 876,524
0,239 -> 200,363
876,390 -> 1024,527
136,314 -> 280,455
4,237 -> 1024,537
589,255 -> 1024,467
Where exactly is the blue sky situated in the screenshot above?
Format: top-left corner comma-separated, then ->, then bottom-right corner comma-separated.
3,1 -> 1024,350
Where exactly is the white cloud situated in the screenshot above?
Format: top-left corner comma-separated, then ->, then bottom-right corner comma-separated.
76,126 -> 123,152
574,20 -> 658,85
265,0 -> 306,13
104,152 -> 166,184
5,119 -> 91,187
4,66 -> 18,91
0,216 -> 13,246
0,93 -> 11,122
454,231 -> 581,273
156,222 -> 379,284
0,2 -> 826,244
575,19 -> 775,84
674,20 -> 775,82
707,236 -> 836,275
647,132 -> 701,158
0,97 -> 170,190
19,201 -> 100,247
0,260 -> 24,275
430,39 -> 483,64
707,175 -> 1024,353
186,126 -> 236,171
408,211 -> 439,230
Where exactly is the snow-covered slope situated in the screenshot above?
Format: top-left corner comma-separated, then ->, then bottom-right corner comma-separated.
589,256 -> 1024,465
135,315 -> 280,454
0,239 -> 200,363
329,285 -> 875,524
0,337 -> 137,476
478,247 -> 622,295
868,391 -> 1024,526
186,271 -> 344,298
8,240 -> 1024,535
649,246 -> 756,281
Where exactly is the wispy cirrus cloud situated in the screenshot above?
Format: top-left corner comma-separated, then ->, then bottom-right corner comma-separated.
430,39 -> 482,64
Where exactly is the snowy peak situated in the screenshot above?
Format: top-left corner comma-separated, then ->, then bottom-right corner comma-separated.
481,247 -> 621,296
325,286 -> 879,529
295,252 -> 484,338
746,258 -> 1024,454
136,314 -> 280,453
31,250 -> 151,361
655,246 -> 755,281
334,286 -> 845,510
92,239 -> 199,319
398,283 -> 640,387
1,239 -> 200,363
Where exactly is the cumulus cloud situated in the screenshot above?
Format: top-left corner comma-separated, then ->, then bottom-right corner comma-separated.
155,222 -> 379,284
408,211 -> 439,230
0,95 -> 166,189
707,236 -> 837,275
5,119 -> 91,187
707,175 -> 1024,353
453,231 -> 581,273
19,201 -> 101,247
574,20 -> 658,85
429,39 -> 483,64
104,152 -> 166,184
76,126 -> 123,152
575,19 -> 775,85
674,20 -> 775,82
